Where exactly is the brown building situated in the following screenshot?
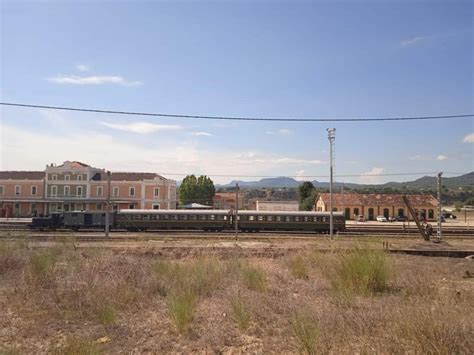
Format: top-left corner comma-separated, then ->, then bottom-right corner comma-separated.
0,161 -> 177,217
315,193 -> 438,221
213,192 -> 246,210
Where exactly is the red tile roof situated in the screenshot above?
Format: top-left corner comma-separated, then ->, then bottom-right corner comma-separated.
318,193 -> 437,207
0,171 -> 45,180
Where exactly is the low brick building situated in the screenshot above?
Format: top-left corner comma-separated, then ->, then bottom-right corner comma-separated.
213,192 -> 246,210
255,200 -> 299,211
0,161 -> 177,217
315,193 -> 438,221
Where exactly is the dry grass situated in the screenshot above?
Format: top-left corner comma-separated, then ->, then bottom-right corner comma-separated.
0,241 -> 472,353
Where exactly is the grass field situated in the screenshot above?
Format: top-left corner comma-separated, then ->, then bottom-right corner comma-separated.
1,239 -> 473,354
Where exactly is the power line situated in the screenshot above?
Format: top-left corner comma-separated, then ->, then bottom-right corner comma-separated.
2,102 -> 474,122
158,171 -> 467,178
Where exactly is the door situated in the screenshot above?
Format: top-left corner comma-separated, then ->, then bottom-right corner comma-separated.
383,208 -> 389,219
344,208 -> 350,220
368,208 -> 374,220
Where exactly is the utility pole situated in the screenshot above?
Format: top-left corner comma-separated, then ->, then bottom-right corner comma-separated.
105,170 -> 111,238
327,128 -> 336,239
235,182 -> 239,241
437,172 -> 442,243
341,184 -> 344,219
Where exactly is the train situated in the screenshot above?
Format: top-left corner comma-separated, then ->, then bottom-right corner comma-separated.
29,209 -> 346,233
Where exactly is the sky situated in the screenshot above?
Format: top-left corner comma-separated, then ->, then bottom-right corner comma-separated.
1,0 -> 473,184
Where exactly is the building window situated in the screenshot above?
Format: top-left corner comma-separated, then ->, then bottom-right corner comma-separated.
78,175 -> 83,181
154,187 -> 160,197
152,204 -> 160,210
31,186 -> 37,195
30,203 -> 37,216
128,204 -> 135,209
77,186 -> 83,197
97,186 -> 103,196
354,208 -> 359,217
398,208 -> 404,217
428,209 -> 434,219
65,175 -> 70,181
368,208 -> 375,220
64,186 -> 70,196
51,186 -> 57,197
113,186 -> 119,197
0,185 -> 3,195
15,185 -> 21,195
96,203 -> 103,210
383,208 -> 390,218
14,203 -> 20,217
52,174 -> 57,181
129,187 -> 135,197
345,208 -> 351,219
76,203 -> 83,211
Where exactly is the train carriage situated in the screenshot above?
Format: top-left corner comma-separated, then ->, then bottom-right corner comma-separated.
236,211 -> 345,233
63,211 -> 114,231
116,209 -> 232,231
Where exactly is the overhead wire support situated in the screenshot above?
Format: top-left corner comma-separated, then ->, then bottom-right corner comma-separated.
1,102 -> 474,122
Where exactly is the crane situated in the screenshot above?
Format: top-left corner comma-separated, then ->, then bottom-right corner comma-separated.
402,195 -> 433,241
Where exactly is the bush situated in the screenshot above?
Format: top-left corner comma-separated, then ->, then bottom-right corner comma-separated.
241,265 -> 267,292
331,247 -> 389,298
96,303 -> 117,326
291,312 -> 319,354
288,255 -> 309,280
230,296 -> 251,331
167,289 -> 197,333
28,250 -> 58,281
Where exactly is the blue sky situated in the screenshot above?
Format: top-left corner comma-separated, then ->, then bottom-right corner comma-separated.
1,0 -> 473,184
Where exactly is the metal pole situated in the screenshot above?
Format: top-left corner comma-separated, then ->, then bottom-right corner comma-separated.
437,172 -> 442,242
341,184 -> 344,219
105,170 -> 111,238
235,182 -> 239,241
327,128 -> 335,238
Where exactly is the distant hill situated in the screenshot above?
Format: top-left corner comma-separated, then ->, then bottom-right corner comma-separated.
216,172 -> 473,190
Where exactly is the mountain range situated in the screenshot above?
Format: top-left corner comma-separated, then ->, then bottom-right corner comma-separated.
216,172 -> 474,190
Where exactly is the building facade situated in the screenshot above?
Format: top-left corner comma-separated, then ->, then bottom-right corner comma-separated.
255,200 -> 299,211
315,193 -> 438,221
213,192 -> 246,210
0,161 -> 177,217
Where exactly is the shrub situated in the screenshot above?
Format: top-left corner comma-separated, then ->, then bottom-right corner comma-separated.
96,303 -> 117,326
291,312 -> 319,354
288,255 -> 309,280
28,250 -> 58,279
167,289 -> 196,333
0,243 -> 25,275
241,265 -> 267,292
230,296 -> 251,331
331,247 -> 389,298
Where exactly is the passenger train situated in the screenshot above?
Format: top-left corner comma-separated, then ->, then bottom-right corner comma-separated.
30,209 -> 346,233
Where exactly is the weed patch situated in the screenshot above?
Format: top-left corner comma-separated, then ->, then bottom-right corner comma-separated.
288,255 -> 309,280
167,289 -> 197,333
230,295 -> 251,331
291,312 -> 319,354
241,264 -> 267,292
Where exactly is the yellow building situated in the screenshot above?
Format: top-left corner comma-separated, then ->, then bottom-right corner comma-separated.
315,193 -> 438,221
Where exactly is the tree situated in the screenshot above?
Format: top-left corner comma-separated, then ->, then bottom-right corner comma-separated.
179,175 -> 215,206
298,181 -> 315,211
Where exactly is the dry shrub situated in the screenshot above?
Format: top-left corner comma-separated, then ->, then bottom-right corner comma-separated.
291,312 -> 319,354
288,255 -> 309,280
51,337 -> 101,355
167,289 -> 197,333
96,303 -> 117,326
0,242 -> 26,276
230,295 -> 251,331
240,264 -> 267,292
330,247 -> 389,298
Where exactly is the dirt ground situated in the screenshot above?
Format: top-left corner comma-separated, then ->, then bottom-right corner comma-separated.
1,238 -> 473,354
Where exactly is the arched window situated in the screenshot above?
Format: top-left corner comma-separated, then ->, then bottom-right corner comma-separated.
428,209 -> 434,219
353,208 -> 359,218
345,208 -> 350,219
368,208 -> 374,220
383,208 -> 389,218
398,208 -> 404,217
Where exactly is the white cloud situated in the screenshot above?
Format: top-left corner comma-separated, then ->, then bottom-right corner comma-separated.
47,75 -> 142,86
191,132 -> 213,137
400,36 -> 425,47
360,167 -> 384,184
76,64 -> 90,72
266,128 -> 291,136
295,169 -> 306,181
100,121 -> 182,134
463,133 -> 474,143
272,157 -> 324,165
436,155 -> 448,161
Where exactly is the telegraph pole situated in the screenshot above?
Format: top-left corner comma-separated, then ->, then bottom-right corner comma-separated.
105,170 -> 111,238
327,128 -> 336,239
235,182 -> 239,241
437,172 -> 442,242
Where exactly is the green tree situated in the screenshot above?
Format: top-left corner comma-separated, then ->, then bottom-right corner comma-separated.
179,175 -> 215,206
298,181 -> 315,211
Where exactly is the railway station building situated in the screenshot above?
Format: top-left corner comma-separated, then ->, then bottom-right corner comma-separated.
315,193 -> 438,221
0,161 -> 177,217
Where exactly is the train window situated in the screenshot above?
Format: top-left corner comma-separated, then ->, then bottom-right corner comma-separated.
276,216 -> 282,222
257,216 -> 264,221
285,216 -> 292,222
133,215 -> 141,220
313,217 -> 320,222
161,215 -> 169,220
322,217 -> 327,222
294,216 -> 300,222
189,215 -> 197,220
266,216 -> 273,221
209,215 -> 216,220
216,215 -> 223,221
142,215 -> 150,220
249,216 -> 255,221
179,215 -> 188,220
198,215 -> 207,220
223,215 -> 228,220
171,215 -> 178,220
150,215 -> 158,220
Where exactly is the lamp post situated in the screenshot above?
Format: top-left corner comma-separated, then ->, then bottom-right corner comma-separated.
327,128 -> 336,239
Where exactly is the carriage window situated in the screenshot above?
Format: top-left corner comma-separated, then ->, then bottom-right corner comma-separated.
322,217 -> 327,222
257,216 -> 264,221
189,215 -> 197,220
285,216 -> 292,222
179,215 -> 188,220
303,216 -> 310,222
266,216 -> 273,221
294,216 -> 300,222
161,214 -> 169,220
249,216 -> 255,221
216,215 -> 223,220
171,215 -> 178,220
276,216 -> 282,222
223,215 -> 228,220
150,215 -> 158,220
133,215 -> 141,220
142,215 -> 150,220
209,215 -> 216,220
198,215 -> 207,220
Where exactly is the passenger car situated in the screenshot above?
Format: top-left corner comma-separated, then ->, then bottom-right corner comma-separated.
376,215 -> 388,222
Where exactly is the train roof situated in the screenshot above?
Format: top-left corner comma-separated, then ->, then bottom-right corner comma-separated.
238,210 -> 344,216
118,209 -> 231,215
